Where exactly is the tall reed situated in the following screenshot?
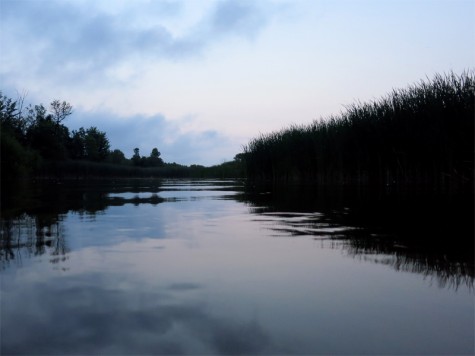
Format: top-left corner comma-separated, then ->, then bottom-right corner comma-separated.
243,71 -> 474,193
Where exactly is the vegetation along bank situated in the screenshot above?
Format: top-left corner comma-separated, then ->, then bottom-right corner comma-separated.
243,71 -> 474,194
2,70 -> 473,193
0,95 -> 244,181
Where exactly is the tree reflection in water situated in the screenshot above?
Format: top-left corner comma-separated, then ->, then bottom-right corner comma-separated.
1,179 -> 164,269
1,213 -> 68,269
1,179 -> 473,291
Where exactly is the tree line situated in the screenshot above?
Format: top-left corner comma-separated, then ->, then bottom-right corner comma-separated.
0,93 -> 169,181
243,71 -> 474,194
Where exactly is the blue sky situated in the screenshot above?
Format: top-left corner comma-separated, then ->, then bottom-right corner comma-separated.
1,0 -> 474,165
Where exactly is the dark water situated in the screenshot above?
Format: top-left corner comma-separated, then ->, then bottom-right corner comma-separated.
1,179 -> 473,355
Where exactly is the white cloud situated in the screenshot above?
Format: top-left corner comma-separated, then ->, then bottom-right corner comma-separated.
67,110 -> 241,166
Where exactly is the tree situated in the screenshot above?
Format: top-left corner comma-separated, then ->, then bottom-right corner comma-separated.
132,148 -> 141,166
108,149 -> 126,165
1,93 -> 43,180
0,92 -> 29,143
69,128 -> 87,159
151,148 -> 160,158
1,129 -> 36,181
0,92 -> 18,128
24,100 -> 73,160
50,100 -> 73,125
84,127 -> 110,161
26,115 -> 70,160
68,127 -> 111,162
148,147 -> 164,167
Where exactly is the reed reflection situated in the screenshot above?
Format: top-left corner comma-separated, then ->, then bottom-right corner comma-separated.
239,185 -> 474,291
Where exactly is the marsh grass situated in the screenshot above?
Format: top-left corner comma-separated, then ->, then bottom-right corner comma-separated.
35,159 -> 244,179
243,71 -> 474,193
35,160 -> 192,178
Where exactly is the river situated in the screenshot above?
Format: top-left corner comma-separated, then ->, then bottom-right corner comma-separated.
1,179 -> 473,354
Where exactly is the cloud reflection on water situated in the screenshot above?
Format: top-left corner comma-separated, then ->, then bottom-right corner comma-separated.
2,275 -> 269,355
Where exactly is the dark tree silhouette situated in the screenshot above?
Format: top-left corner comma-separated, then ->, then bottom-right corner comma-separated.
69,128 -> 87,159
27,114 -> 70,160
108,149 -> 126,164
84,127 -> 110,162
132,148 -> 141,166
148,148 -> 164,167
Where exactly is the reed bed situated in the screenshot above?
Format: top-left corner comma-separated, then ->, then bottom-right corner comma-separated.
34,159 -> 244,179
243,71 -> 474,193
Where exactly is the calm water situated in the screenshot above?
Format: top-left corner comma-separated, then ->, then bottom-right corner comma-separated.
1,179 -> 473,355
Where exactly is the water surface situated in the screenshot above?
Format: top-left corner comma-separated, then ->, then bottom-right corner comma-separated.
1,179 -> 473,354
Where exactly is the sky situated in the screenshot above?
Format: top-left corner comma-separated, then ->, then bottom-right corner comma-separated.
1,0 -> 474,166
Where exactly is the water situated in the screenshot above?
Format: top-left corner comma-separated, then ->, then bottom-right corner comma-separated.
1,179 -> 473,354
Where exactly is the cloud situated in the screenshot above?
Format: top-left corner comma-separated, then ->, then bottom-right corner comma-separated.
68,109 -> 241,165
207,0 -> 269,39
0,0 -> 276,88
0,0 -> 282,157
1,1 -> 194,84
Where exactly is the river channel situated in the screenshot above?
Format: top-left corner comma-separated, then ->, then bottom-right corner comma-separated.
1,179 -> 473,354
